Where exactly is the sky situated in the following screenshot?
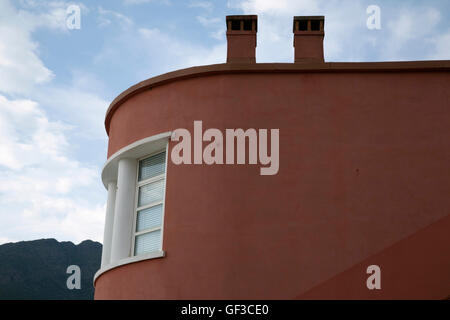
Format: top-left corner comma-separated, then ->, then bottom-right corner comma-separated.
0,0 -> 449,245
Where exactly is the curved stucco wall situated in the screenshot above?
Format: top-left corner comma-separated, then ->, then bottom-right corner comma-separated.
95,67 -> 450,299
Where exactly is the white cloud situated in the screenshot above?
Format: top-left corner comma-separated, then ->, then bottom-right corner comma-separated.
19,199 -> 105,244
123,0 -> 170,5
382,7 -> 442,60
189,1 -> 213,11
0,1 -> 54,94
228,0 -> 450,62
229,0 -> 360,62
0,95 -> 105,244
0,1 -> 108,244
428,31 -> 450,60
196,16 -> 225,40
33,83 -> 109,139
388,8 -> 440,41
19,3 -> 69,31
93,8 -> 227,77
0,1 -> 109,138
97,6 -> 134,28
0,96 -> 66,170
0,0 -> 88,95
196,16 -> 221,26
230,0 -> 319,16
0,95 -> 98,194
138,27 -> 226,71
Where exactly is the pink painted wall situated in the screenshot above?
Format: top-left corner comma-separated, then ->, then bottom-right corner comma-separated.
95,69 -> 450,299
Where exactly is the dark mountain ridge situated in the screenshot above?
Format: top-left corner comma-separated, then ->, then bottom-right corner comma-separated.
0,238 -> 102,300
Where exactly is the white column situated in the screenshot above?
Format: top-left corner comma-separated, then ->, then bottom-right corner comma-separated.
101,181 -> 117,267
110,158 -> 137,263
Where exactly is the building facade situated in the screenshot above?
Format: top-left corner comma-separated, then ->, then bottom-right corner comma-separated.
94,15 -> 450,299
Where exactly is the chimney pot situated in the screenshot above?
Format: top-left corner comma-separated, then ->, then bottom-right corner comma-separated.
293,16 -> 325,63
226,15 -> 258,63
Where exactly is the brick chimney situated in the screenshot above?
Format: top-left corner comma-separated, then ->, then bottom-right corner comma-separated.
226,15 -> 257,63
293,16 -> 325,63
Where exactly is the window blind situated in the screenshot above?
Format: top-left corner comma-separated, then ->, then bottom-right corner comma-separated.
136,204 -> 163,232
134,151 -> 166,256
138,151 -> 166,181
134,230 -> 162,256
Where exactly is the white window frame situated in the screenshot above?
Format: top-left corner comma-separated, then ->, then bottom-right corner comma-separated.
131,146 -> 169,257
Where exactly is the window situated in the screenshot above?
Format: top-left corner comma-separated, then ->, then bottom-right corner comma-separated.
132,150 -> 167,256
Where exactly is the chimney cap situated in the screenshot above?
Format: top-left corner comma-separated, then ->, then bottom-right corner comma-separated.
293,16 -> 325,21
226,15 -> 258,20
226,15 -> 258,32
293,16 -> 325,32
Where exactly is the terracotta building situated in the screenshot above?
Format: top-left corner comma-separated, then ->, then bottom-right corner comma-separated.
94,15 -> 450,299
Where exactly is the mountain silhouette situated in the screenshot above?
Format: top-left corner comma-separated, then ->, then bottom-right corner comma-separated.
0,238 -> 101,300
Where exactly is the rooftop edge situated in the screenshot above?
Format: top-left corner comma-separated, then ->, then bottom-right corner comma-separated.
105,60 -> 450,135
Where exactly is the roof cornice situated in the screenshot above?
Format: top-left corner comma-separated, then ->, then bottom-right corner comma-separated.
105,61 -> 450,135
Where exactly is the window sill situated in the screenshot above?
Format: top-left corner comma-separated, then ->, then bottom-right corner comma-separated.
94,250 -> 165,286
